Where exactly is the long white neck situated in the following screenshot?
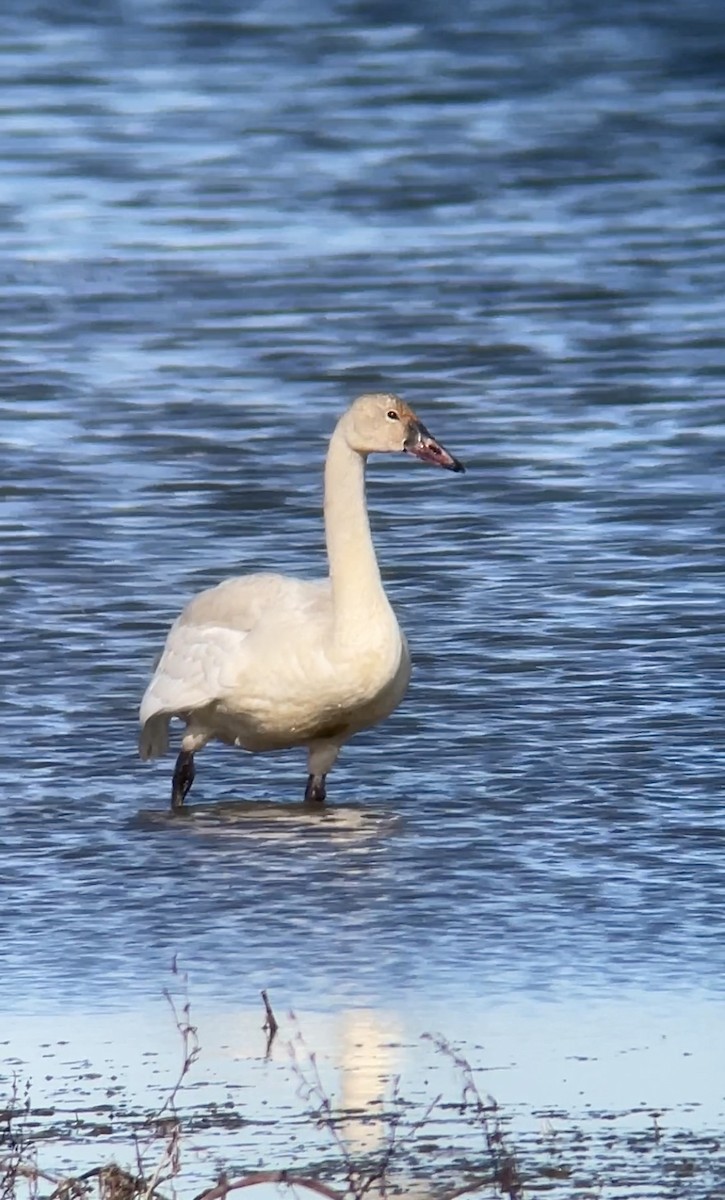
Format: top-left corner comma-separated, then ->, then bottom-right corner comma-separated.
324,420 -> 393,644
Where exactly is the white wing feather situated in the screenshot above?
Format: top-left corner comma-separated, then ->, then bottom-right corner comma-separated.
139,573 -> 331,759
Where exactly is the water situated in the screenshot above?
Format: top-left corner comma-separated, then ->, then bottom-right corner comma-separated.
2,0 -> 725,1191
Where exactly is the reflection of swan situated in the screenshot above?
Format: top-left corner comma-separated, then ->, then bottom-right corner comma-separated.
139,394 -> 463,810
214,1005 -> 450,1197
337,1009 -> 403,1155
131,799 -> 401,844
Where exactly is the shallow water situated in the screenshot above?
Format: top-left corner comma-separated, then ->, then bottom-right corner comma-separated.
4,994 -> 725,1198
2,2 -> 725,1191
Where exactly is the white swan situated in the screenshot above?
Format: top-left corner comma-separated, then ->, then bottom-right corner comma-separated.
139,392 -> 464,808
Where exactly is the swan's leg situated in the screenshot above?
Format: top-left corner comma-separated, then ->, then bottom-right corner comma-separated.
171,726 -> 210,810
304,773 -> 326,805
171,749 -> 195,810
305,739 -> 341,806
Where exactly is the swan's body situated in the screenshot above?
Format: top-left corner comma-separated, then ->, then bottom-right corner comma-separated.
139,392 -> 463,808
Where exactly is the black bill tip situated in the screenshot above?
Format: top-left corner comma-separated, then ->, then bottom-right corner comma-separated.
404,420 -> 465,473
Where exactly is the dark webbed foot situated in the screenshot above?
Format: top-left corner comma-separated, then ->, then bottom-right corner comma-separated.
171,749 -> 195,810
304,773 -> 326,805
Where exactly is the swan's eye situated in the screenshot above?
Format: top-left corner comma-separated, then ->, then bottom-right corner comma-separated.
386,410 -> 399,421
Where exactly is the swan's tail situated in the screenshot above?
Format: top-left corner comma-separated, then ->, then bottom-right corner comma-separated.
139,714 -> 170,761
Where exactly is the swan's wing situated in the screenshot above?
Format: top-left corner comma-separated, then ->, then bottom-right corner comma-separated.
180,572 -> 330,632
140,622 -> 248,722
138,621 -> 250,759
138,573 -> 331,758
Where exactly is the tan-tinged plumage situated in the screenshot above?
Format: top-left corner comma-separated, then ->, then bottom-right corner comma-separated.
139,392 -> 464,808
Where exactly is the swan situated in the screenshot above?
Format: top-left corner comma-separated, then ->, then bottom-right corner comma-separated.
139,392 -> 464,809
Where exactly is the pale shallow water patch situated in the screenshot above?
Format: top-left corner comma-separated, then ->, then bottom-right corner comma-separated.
3,991 -> 725,1198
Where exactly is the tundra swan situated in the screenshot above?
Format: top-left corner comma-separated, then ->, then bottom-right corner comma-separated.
139,392 -> 464,809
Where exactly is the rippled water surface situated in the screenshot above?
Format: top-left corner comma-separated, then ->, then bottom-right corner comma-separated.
2,0 -> 724,1043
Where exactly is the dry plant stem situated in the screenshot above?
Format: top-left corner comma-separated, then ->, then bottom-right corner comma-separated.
194,1172 -> 496,1200
261,990 -> 279,1057
1,1076 -> 40,1200
261,990 -> 278,1037
356,1078 -> 442,1200
157,986 -> 201,1121
2,1153 -> 416,1200
437,1181 -> 499,1200
135,983 -> 199,1197
287,1015 -> 450,1200
142,1123 -> 181,1200
0,1160 -> 60,1190
423,1034 -> 523,1200
194,1173 -> 345,1200
48,1165 -> 147,1200
288,1019 -> 355,1178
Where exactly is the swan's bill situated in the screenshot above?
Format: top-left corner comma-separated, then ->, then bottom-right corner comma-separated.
403,419 -> 465,473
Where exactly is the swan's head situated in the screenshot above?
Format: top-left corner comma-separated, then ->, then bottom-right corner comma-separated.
343,393 -> 465,473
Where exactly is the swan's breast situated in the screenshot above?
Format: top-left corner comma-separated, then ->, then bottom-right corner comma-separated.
214,624 -> 410,750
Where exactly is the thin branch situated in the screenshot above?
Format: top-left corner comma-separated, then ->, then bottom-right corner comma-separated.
157,987 -> 200,1121
47,1165 -> 149,1200
0,1159 -> 63,1189
438,1179 -> 497,1200
423,1033 -> 523,1200
261,991 -> 278,1057
193,1172 -> 346,1200
261,991 -> 278,1038
288,1020 -> 354,1172
357,1081 -> 442,1200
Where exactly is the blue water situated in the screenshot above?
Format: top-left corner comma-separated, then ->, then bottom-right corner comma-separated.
1,0 -> 724,1023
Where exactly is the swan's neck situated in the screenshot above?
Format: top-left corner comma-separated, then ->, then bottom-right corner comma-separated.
324,424 -> 393,642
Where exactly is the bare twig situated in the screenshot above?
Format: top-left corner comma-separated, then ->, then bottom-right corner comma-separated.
261,990 -> 278,1056
423,1034 -> 523,1200
49,1164 -> 145,1200
128,963 -> 199,1198
261,990 -> 278,1037
438,1180 -> 499,1200
194,1172 -> 345,1200
288,1016 -> 354,1177
1,1076 -> 38,1200
135,974 -> 199,1196
157,984 -> 201,1122
356,1077 -> 442,1199
0,1160 -> 61,1191
287,1015 -> 452,1199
